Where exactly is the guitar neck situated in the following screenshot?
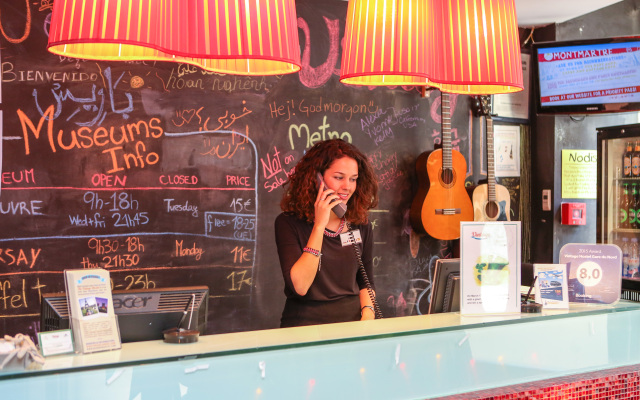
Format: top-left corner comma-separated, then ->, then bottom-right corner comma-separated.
486,116 -> 496,202
442,93 -> 452,169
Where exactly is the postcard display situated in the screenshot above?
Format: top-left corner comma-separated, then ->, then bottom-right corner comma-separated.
534,264 -> 569,309
64,269 -> 121,353
460,222 -> 521,315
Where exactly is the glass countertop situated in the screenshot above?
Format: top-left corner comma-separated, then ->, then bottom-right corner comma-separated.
2,301 -> 639,381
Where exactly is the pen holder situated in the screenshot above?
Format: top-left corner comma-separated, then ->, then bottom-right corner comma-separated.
162,328 -> 200,344
521,302 -> 542,313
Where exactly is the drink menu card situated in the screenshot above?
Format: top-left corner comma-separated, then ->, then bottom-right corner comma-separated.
64,269 -> 121,354
460,222 -> 521,315
559,243 -> 621,304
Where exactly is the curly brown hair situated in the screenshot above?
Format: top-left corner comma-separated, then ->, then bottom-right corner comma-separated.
280,139 -> 378,225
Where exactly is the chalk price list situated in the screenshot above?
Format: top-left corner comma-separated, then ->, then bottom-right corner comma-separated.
68,191 -> 150,229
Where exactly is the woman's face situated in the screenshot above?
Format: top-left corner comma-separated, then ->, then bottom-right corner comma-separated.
322,156 -> 359,204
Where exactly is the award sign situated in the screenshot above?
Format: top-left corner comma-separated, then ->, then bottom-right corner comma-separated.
559,243 -> 622,304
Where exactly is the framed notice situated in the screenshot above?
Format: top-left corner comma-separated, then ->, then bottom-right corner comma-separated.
460,221 -> 521,315
492,53 -> 531,123
65,269 -> 121,354
494,124 -> 521,178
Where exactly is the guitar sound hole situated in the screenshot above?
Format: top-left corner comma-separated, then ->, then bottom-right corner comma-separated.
440,168 -> 455,186
485,201 -> 499,219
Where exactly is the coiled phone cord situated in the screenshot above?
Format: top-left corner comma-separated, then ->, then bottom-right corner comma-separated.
347,223 -> 383,319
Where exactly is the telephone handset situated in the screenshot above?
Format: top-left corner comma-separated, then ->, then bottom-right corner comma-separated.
316,172 -> 347,218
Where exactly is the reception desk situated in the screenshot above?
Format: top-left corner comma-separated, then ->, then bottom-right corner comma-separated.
3,302 -> 640,399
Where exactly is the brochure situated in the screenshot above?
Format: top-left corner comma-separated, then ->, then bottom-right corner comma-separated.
64,269 -> 121,354
460,221 -> 521,315
534,263 -> 569,309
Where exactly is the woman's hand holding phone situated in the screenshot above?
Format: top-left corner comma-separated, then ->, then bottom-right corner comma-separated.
316,173 -> 347,219
314,176 -> 340,228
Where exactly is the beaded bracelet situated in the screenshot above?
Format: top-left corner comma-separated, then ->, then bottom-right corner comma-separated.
303,247 -> 321,257
303,247 -> 322,271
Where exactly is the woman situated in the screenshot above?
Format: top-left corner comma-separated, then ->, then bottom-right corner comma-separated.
275,139 -> 379,327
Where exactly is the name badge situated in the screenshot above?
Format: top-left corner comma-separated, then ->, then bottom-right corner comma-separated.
340,229 -> 362,247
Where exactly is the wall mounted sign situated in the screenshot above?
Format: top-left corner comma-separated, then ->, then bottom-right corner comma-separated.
561,150 -> 597,199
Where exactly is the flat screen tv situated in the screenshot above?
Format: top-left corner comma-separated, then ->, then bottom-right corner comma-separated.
41,286 -> 209,343
533,36 -> 640,114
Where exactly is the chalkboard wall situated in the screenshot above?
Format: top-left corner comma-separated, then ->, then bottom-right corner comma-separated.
0,0 -> 520,338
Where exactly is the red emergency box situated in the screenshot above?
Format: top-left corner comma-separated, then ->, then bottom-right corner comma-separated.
561,202 -> 586,225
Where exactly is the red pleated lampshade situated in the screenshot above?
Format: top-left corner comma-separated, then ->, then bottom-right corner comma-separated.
427,0 -> 523,94
47,0 -> 301,76
340,0 -> 431,86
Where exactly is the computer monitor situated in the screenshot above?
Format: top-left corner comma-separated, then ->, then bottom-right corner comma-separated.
428,258 -> 460,314
41,286 -> 209,343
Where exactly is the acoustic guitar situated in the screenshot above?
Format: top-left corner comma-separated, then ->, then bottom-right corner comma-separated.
471,96 -> 511,221
409,93 -> 473,240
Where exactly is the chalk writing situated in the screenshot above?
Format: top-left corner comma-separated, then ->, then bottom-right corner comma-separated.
201,131 -> 250,160
172,107 -> 204,127
158,67 -> 269,93
229,198 -> 254,213
430,93 -> 460,125
360,105 -> 424,147
112,274 -> 156,291
2,64 -> 98,84
0,0 -> 31,43
164,199 -> 199,217
227,270 -> 252,292
288,115 -> 352,150
368,150 -> 403,191
269,98 -> 379,122
1,169 -> 35,185
0,248 -> 41,269
30,66 -> 133,126
205,212 -> 257,242
91,174 -> 127,188
0,279 -> 29,310
18,105 -> 164,173
261,146 -> 293,193
0,0 -> 485,341
175,240 -> 204,261
298,16 -> 340,89
231,246 -> 252,264
0,200 -> 44,215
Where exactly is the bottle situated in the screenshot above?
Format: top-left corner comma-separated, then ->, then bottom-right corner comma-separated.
629,183 -> 640,230
622,237 -> 630,277
631,184 -> 638,229
629,238 -> 640,278
621,183 -> 630,229
624,141 -> 633,178
633,141 -> 640,178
